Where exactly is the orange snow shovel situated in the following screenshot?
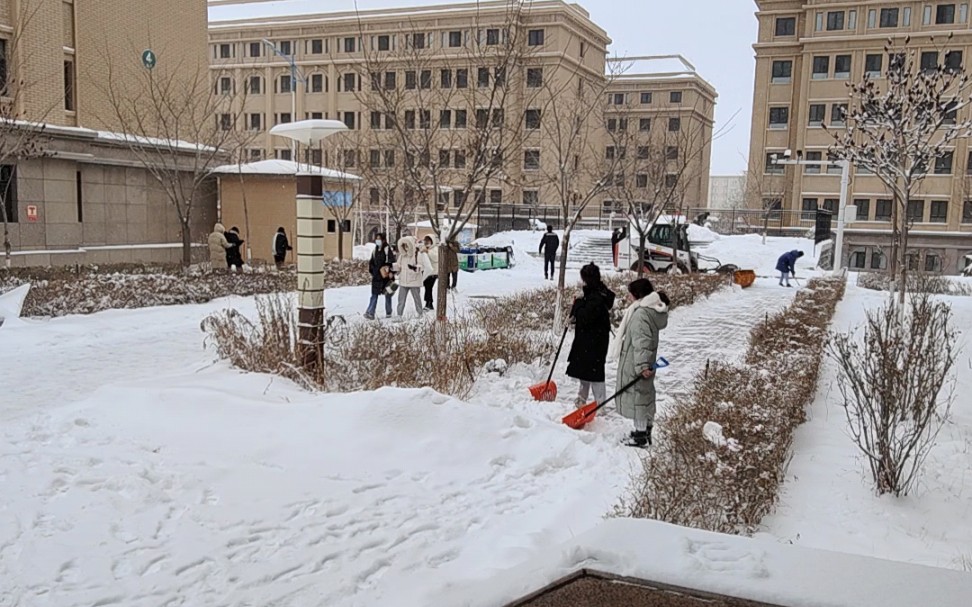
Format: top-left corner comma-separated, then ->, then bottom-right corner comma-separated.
563,357 -> 670,430
529,324 -> 570,401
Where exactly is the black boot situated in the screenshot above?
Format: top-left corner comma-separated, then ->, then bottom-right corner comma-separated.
624,431 -> 649,448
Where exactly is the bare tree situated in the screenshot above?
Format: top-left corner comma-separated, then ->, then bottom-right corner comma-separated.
742,158 -> 788,244
96,53 -> 247,266
828,37 -> 972,304
351,0 -> 539,320
318,136 -> 364,261
828,289 -> 956,496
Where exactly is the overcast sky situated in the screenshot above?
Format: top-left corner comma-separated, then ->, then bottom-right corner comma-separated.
210,0 -> 757,175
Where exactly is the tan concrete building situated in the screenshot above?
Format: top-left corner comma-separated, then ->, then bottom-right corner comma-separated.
749,0 -> 972,273
1,0 -> 215,267
208,1 -> 717,237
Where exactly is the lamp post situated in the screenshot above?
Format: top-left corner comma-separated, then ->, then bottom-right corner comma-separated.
262,39 -> 305,159
772,154 -> 851,272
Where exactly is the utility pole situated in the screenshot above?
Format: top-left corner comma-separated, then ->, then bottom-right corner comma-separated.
263,39 -> 305,159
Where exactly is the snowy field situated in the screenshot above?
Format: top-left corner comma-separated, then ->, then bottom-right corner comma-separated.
5,233 -> 969,605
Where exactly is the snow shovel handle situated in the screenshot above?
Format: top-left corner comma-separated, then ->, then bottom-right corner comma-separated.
583,357 -> 670,420
545,324 -> 570,386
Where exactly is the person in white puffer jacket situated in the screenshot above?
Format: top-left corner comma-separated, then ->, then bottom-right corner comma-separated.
394,235 -> 425,317
420,235 -> 439,311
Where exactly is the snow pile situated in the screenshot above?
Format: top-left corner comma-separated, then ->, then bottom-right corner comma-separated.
687,223 -> 720,244
0,282 -> 29,328
353,243 -> 375,260
702,421 -> 741,452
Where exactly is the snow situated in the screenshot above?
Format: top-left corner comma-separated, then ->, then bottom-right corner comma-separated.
687,222 -> 720,243
353,243 -> 375,260
0,283 -> 29,328
211,159 -> 360,181
609,55 -> 698,79
758,282 -> 972,571
439,518 -> 972,607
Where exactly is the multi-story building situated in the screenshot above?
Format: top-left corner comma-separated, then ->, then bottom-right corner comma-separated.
1,0 -> 214,267
709,175 -> 748,210
749,0 -> 972,273
208,1 -> 717,237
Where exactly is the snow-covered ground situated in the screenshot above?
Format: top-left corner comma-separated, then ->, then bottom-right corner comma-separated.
758,281 -> 972,572
7,233 -> 966,605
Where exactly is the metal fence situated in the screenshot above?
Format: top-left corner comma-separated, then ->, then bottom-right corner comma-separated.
473,204 -> 631,237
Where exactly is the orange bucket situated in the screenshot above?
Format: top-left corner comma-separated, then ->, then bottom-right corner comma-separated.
528,380 -> 558,402
733,269 -> 756,289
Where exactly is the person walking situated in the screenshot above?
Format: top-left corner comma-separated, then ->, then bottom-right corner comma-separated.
538,225 -> 560,281
272,227 -> 292,270
395,235 -> 425,317
207,223 -> 232,272
775,250 -> 804,287
611,278 -> 669,448
444,239 -> 460,290
420,235 -> 439,311
365,233 -> 396,320
611,226 -> 628,270
225,226 -> 245,271
566,263 -> 616,406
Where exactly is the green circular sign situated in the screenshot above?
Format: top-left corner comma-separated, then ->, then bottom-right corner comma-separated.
142,49 -> 157,70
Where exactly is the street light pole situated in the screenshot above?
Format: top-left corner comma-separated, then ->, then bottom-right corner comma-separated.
263,39 -> 303,160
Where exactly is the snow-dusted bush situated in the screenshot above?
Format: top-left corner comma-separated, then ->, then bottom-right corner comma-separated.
828,292 -> 957,496
616,277 -> 846,534
0,261 -> 369,317
857,272 -> 972,297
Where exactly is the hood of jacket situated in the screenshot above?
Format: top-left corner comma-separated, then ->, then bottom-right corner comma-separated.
398,236 -> 417,258
641,292 -> 670,330
213,223 -> 225,234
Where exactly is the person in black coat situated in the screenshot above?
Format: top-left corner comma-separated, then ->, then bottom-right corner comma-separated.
225,226 -> 245,270
566,263 -> 617,405
538,225 -> 560,280
272,227 -> 292,269
365,232 -> 396,320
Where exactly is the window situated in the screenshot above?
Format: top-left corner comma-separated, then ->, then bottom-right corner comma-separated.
907,199 -> 925,221
384,71 -> 396,90
812,56 -> 830,79
921,51 -> 939,73
605,146 -> 616,160
834,55 -> 851,78
341,149 -> 357,167
475,109 -> 488,129
454,150 -> 466,168
63,60 -> 75,111
924,253 -> 942,273
612,93 -> 625,105
805,151 -> 823,174
946,50 -> 963,72
405,70 -> 416,90
523,150 -> 540,171
855,199 -> 870,220
421,70 -> 432,89
249,42 -> 261,57
868,9 -> 877,28
456,68 -> 468,88
383,150 -> 395,167
668,117 -> 681,132
964,200 -> 972,222
438,149 -> 450,168
639,118 -> 651,131
937,4 -> 956,24
370,149 -> 381,168
377,35 -> 390,51
850,250 -> 867,269
816,12 -> 824,31
766,152 -> 784,174
310,112 -> 323,120
849,10 -> 858,28
277,112 -> 292,124
924,5 -> 934,24
904,6 -> 913,25
343,111 -> 356,130
827,11 -> 845,30
528,29 -> 545,46
311,74 -> 324,93
279,74 -> 293,94
641,92 -> 652,104
818,198 -> 836,213
412,33 -> 427,49
249,113 -> 262,131
344,37 -> 356,53
776,17 -> 796,36
343,73 -> 356,92
772,60 -> 793,83
438,109 -> 451,129
489,189 -> 502,204
931,200 -> 949,222
636,174 -> 648,188
945,101 -> 958,124
638,145 -> 650,160
527,68 -> 543,88
441,69 -> 452,88
880,7 -> 899,27
935,151 -> 954,174
831,104 -> 848,126
448,31 -> 463,48
525,108 -> 541,130
802,197 -> 818,220
607,118 -> 618,132
659,174 -> 674,188
310,39 -> 323,55
871,249 -> 887,270
494,67 -> 506,87
523,190 -> 539,206
670,91 -> 682,103
486,28 -> 500,45
219,113 -> 232,131
0,165 -> 16,223
219,43 -> 231,59
963,3 -> 970,22
809,103 -> 826,126
478,67 -> 490,88
769,106 -> 789,128
419,109 -> 431,129
876,199 -> 893,221
369,111 -> 382,130
865,54 -> 883,76
665,146 -> 679,161
454,109 -> 467,128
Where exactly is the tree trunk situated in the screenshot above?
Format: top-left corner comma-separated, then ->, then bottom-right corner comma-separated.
337,226 -> 344,261
553,231 -> 571,331
436,241 -> 449,322
180,219 -> 193,267
637,231 -> 647,277
1,203 -> 10,270
762,212 -> 770,245
896,192 -> 908,306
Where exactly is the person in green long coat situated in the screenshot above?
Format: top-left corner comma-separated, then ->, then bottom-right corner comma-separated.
610,278 -> 669,448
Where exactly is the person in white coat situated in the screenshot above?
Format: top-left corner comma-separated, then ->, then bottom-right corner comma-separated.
420,235 -> 440,311
394,235 -> 425,317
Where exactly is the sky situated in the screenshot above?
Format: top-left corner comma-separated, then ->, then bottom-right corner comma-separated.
209,0 -> 758,176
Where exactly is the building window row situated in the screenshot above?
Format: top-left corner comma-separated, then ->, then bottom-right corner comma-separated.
608,90 -> 683,106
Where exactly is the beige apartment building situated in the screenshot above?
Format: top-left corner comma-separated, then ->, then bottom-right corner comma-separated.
208,1 -> 717,238
1,0 -> 215,267
749,0 -> 972,274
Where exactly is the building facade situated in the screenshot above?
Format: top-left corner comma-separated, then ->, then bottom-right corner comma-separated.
1,0 -> 215,267
708,175 -> 748,210
208,1 -> 717,237
749,0 -> 972,273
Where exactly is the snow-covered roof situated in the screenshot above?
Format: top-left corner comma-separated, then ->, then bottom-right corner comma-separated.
609,55 -> 702,82
407,219 -> 477,229
211,159 -> 360,180
439,519 -> 972,607
7,119 -> 218,153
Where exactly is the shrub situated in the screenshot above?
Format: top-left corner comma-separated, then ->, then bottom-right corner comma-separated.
616,277 -> 846,534
857,272 -> 972,296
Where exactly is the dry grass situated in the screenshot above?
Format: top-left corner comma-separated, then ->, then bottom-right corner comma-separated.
615,277 -> 846,534
0,260 -> 369,317
857,272 -> 972,296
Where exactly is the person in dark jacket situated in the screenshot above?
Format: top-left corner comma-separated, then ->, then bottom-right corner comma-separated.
538,225 -> 560,280
365,233 -> 396,320
566,263 -> 617,405
775,250 -> 804,287
272,227 -> 292,269
225,227 -> 245,271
